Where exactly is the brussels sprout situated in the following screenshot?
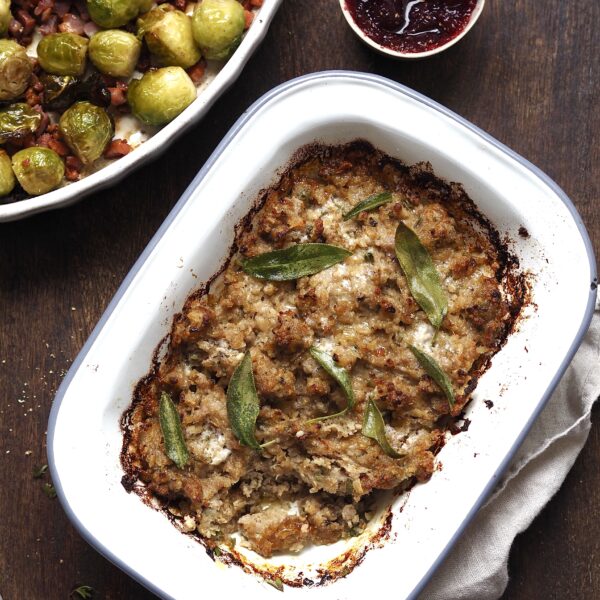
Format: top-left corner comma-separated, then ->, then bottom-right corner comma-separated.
89,30 -> 142,78
0,103 -> 42,144
40,74 -> 77,109
37,33 -> 88,76
137,0 -> 153,13
87,0 -> 140,28
127,66 -> 196,126
0,0 -> 11,38
139,7 -> 201,69
0,149 -> 15,197
59,101 -> 114,165
41,72 -> 110,111
192,0 -> 245,60
0,40 -> 33,102
12,147 -> 64,196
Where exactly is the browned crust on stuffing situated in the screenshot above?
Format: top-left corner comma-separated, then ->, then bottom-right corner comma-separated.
121,140 -> 526,586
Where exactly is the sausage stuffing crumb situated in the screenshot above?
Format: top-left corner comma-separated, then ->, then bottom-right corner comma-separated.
122,142 -> 521,557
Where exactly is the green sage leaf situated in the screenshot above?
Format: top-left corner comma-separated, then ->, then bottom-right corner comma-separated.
159,391 -> 189,469
394,222 -> 447,329
241,243 -> 351,281
71,586 -> 94,600
42,482 -> 57,498
361,399 -> 403,458
266,578 -> 284,592
227,352 -> 263,451
33,464 -> 48,479
409,345 -> 455,408
343,192 -> 392,221
307,346 -> 355,423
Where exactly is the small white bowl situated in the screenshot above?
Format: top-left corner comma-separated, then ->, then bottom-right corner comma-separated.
339,0 -> 485,59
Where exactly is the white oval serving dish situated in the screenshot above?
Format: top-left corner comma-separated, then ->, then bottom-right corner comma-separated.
48,71 -> 597,600
0,0 -> 283,223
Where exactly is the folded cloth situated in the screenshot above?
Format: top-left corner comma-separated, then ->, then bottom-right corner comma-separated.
421,299 -> 600,600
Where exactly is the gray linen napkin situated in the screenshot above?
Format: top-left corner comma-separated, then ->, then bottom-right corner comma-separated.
421,300 -> 600,600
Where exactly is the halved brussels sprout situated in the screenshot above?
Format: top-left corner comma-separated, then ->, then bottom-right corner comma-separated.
0,103 -> 42,144
0,0 -> 11,38
87,0 -> 140,28
192,0 -> 245,60
59,101 -> 114,165
139,7 -> 201,69
89,30 -> 142,78
37,33 -> 88,76
127,66 -> 196,126
0,149 -> 15,197
40,74 -> 77,109
0,40 -> 33,102
12,147 -> 64,196
41,72 -> 110,111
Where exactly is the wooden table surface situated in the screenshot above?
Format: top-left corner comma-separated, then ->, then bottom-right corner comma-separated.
1,1 -> 598,598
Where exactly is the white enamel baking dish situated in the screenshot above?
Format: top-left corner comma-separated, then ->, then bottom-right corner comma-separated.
48,72 -> 597,599
0,0 -> 283,223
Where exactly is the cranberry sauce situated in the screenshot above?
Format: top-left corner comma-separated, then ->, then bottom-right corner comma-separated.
345,0 -> 478,54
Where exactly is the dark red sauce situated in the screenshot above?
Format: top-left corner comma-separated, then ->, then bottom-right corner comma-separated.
345,0 -> 478,54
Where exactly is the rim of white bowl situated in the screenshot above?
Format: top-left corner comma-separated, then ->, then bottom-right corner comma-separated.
339,0 -> 486,59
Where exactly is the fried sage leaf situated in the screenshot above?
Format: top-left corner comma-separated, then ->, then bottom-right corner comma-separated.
362,399 -> 403,458
343,191 -> 392,221
241,243 -> 351,281
159,391 -> 189,469
227,352 -> 266,451
307,346 -> 355,422
394,222 -> 447,329
266,578 -> 284,592
409,345 -> 455,408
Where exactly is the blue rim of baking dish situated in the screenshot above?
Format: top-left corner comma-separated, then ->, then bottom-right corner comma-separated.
47,71 -> 598,600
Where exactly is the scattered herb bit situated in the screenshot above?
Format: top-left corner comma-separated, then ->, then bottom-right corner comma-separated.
409,345 -> 455,409
213,546 -> 222,557
159,392 -> 189,469
266,578 -> 284,592
361,399 -> 403,458
42,482 -> 57,499
307,346 -> 355,423
364,250 -> 374,263
32,464 -> 48,479
227,352 -> 273,451
241,243 -> 351,281
394,222 -> 447,329
342,191 -> 392,221
71,585 -> 94,599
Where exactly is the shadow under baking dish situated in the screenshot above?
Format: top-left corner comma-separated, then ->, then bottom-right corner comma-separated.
48,71 -> 597,600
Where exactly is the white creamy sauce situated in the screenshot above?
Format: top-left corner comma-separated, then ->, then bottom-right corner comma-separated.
410,321 -> 435,346
286,501 -> 300,516
315,336 -> 335,353
115,115 -> 151,148
26,30 -> 41,57
188,429 -> 231,466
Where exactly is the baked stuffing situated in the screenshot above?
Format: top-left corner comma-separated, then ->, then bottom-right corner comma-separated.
122,142 -> 521,557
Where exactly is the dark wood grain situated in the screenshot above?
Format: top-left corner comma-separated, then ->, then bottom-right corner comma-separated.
0,1 -> 598,598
